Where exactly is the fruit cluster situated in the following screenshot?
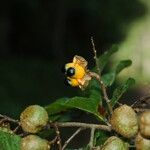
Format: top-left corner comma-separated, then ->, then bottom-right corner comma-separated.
20,105 -> 50,150
102,105 -> 150,150
18,104 -> 150,150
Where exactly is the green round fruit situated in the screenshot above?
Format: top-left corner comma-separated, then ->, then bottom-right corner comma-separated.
21,135 -> 50,150
0,127 -> 13,134
110,105 -> 138,138
101,136 -> 129,150
139,111 -> 150,138
20,105 -> 48,133
135,133 -> 150,150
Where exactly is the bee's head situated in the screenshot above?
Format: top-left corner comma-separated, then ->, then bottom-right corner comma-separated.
62,63 -> 75,77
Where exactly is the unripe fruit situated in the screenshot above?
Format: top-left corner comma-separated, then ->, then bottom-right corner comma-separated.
101,136 -> 129,150
139,111 -> 150,138
20,105 -> 48,133
21,135 -> 50,150
135,133 -> 150,150
110,105 -> 138,138
0,127 -> 13,134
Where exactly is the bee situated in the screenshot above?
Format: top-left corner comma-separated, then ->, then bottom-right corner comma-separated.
62,55 -> 88,79
64,77 -> 79,87
62,55 -> 91,89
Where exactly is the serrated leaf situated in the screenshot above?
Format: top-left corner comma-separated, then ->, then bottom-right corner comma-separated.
0,130 -> 21,150
45,97 -> 104,121
99,44 -> 118,72
111,78 -> 135,107
102,60 -> 132,87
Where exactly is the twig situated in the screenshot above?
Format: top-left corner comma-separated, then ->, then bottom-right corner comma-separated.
90,38 -> 113,115
49,136 -> 58,145
134,108 -> 150,113
91,37 -> 101,76
0,118 -> 7,124
131,95 -> 150,107
116,101 -> 123,106
13,125 -> 20,133
53,123 -> 62,150
52,122 -> 111,132
88,72 -> 113,115
62,128 -> 83,150
88,127 -> 96,149
0,114 -> 19,124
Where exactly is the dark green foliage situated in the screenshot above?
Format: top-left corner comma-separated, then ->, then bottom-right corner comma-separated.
98,45 -> 118,72
94,130 -> 110,146
46,96 -> 104,122
102,59 -> 132,86
111,78 -> 135,107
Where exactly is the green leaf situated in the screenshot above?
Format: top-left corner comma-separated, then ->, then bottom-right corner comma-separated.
115,60 -> 132,74
45,97 -> 69,115
99,44 -> 118,72
0,130 -> 21,150
45,96 -> 104,121
94,130 -> 110,146
102,72 -> 116,87
111,78 -> 135,107
102,60 -> 132,87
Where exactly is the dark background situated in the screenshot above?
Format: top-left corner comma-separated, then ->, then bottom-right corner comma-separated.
0,0 -> 147,118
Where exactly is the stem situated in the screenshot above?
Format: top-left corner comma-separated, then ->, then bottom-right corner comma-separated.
88,72 -> 113,115
49,136 -> 58,145
131,95 -> 150,107
0,114 -> 19,124
90,37 -> 113,115
13,125 -> 20,133
53,123 -> 62,150
134,108 -> 150,112
88,127 -> 96,149
62,128 -> 83,150
51,122 -> 111,132
91,37 -> 101,76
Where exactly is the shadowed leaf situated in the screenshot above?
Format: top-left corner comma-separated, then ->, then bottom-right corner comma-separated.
99,45 -> 118,72
102,60 -> 132,87
45,96 -> 104,121
111,78 -> 135,107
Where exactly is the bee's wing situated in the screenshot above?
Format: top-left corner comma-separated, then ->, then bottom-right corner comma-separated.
78,74 -> 91,90
73,55 -> 88,69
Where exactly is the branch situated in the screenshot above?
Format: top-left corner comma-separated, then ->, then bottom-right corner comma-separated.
91,37 -> 101,76
134,108 -> 150,113
0,114 -> 19,124
49,136 -> 58,145
13,125 -> 20,133
53,123 -> 62,150
131,95 -> 150,107
90,37 -> 113,115
88,127 -> 96,149
62,128 -> 83,150
51,122 -> 111,132
88,72 -> 113,115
